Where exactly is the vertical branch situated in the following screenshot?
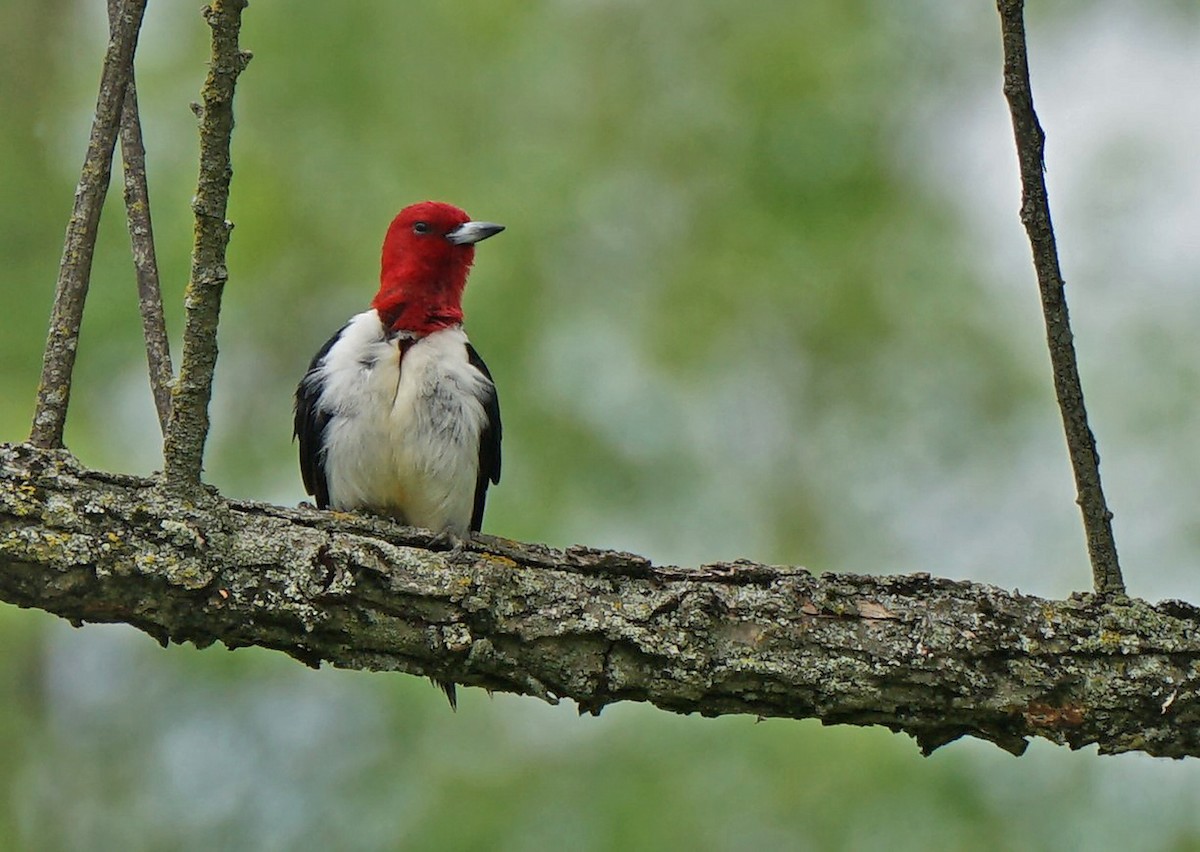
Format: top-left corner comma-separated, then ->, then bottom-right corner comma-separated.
29,0 -> 149,449
996,0 -> 1125,595
124,85 -> 176,435
107,0 -> 175,435
161,0 -> 251,491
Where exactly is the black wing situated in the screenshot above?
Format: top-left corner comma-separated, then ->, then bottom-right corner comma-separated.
466,343 -> 502,533
293,327 -> 344,509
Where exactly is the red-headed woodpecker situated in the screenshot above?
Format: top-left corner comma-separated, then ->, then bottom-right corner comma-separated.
294,201 -> 503,705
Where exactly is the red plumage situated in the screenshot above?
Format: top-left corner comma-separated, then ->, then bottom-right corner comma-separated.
373,201 -> 478,335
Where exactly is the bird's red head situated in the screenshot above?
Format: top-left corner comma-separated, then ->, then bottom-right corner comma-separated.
373,201 -> 504,335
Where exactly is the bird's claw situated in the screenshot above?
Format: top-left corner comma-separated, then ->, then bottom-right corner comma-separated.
427,530 -> 467,553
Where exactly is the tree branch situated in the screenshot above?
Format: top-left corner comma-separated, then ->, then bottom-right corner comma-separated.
107,0 -> 174,435
162,0 -> 251,490
2,442 -> 1197,759
29,0 -> 149,450
996,0 -> 1125,596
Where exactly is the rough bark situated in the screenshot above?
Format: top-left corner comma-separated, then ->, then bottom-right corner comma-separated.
2,443 -> 1198,759
162,0 -> 251,489
29,0 -> 149,449
108,0 -> 174,435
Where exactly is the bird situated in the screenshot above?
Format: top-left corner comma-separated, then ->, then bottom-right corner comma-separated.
294,201 -> 504,707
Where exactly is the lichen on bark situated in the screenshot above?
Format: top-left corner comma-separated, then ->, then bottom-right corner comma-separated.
3,442 -> 1199,759
161,0 -> 252,490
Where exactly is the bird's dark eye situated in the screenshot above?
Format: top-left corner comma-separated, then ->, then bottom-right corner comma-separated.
412,222 -> 430,234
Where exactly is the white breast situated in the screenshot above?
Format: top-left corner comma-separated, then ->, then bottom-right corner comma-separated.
309,310 -> 492,536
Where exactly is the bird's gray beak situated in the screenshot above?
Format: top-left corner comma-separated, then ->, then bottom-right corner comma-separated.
447,221 -> 505,245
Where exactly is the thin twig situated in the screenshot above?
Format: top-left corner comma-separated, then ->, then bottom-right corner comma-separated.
107,0 -> 174,435
29,0 -> 149,449
996,0 -> 1125,595
162,0 -> 251,491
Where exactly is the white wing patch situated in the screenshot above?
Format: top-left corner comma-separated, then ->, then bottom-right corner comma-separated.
307,310 -> 493,536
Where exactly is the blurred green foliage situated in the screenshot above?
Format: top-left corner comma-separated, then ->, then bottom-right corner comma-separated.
4,1 -> 1200,850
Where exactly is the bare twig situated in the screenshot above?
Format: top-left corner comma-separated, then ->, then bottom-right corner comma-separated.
996,0 -> 1125,596
29,0 -> 149,449
2,441 -> 1198,758
162,0 -> 251,491
107,0 -> 174,435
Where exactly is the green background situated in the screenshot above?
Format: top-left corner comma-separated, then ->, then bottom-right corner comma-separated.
4,1 -> 1200,849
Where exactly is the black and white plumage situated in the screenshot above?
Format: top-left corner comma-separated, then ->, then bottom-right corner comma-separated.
293,201 -> 505,708
294,312 -> 501,537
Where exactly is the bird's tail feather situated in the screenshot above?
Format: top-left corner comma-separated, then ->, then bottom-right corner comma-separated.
434,678 -> 457,711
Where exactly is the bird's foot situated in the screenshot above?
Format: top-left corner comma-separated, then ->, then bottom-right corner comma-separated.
427,530 -> 468,553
